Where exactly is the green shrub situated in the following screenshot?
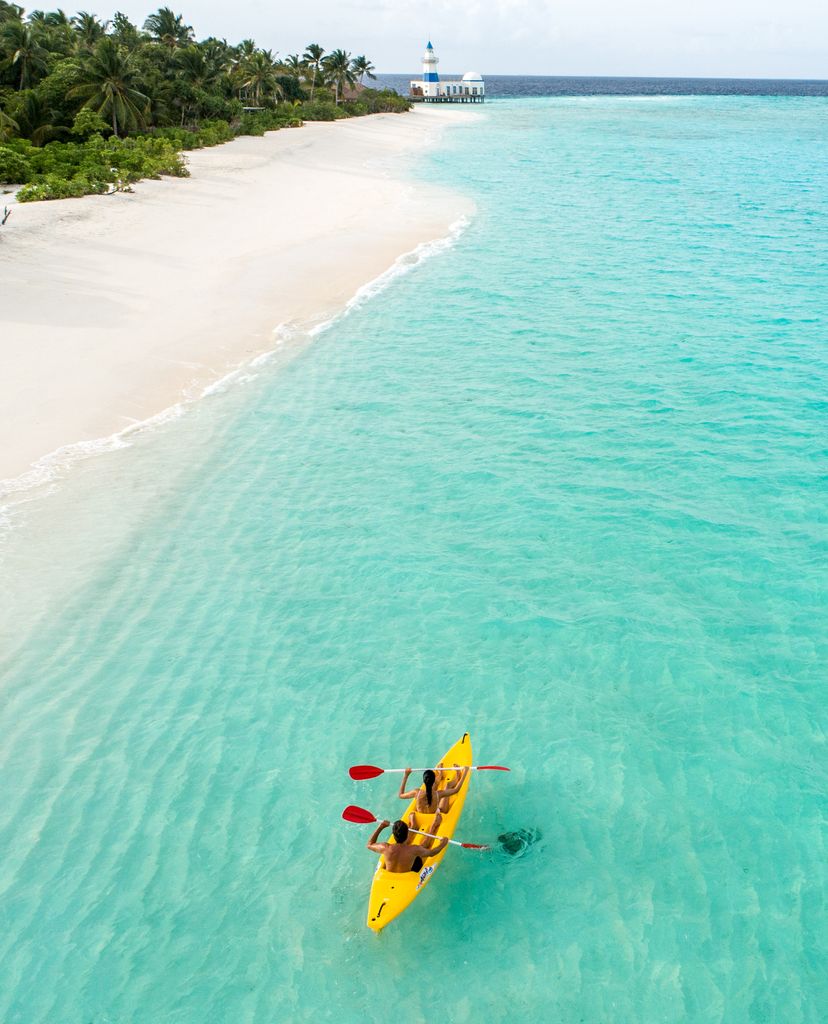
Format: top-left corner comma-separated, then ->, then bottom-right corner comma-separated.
27,140 -> 87,179
71,108 -> 109,140
155,120 -> 236,149
361,88 -> 411,114
196,119 -> 236,146
237,111 -> 269,135
338,89 -> 411,116
14,134 -> 189,200
108,137 -> 188,180
0,145 -> 32,184
294,101 -> 343,122
234,109 -> 302,136
17,174 -> 109,201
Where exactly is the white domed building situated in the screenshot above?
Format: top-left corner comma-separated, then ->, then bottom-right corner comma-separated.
409,42 -> 485,103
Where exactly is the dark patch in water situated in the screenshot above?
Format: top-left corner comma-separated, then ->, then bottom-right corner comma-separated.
497,828 -> 542,858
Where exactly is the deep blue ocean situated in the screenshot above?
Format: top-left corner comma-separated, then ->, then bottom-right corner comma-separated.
375,73 -> 828,97
1,94 -> 827,1022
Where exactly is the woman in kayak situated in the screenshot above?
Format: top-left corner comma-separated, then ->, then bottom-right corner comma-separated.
366,819 -> 449,873
399,763 -> 469,828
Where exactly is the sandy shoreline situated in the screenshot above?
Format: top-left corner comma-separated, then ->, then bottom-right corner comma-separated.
0,107 -> 474,489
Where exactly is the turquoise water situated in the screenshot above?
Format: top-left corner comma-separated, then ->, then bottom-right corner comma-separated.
1,97 -> 827,1022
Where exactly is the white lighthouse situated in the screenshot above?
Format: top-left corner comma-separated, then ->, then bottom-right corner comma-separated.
421,40 -> 440,98
409,41 -> 485,103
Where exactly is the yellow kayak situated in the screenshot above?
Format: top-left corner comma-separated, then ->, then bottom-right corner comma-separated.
367,732 -> 473,932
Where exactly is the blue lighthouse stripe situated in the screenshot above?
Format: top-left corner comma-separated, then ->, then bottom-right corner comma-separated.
423,72 -> 440,82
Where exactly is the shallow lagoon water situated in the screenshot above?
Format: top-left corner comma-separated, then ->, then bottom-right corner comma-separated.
1,97 -> 827,1022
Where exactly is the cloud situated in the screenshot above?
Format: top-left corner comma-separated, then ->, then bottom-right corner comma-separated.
99,0 -> 828,77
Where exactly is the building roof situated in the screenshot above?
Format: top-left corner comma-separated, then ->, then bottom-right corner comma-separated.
462,71 -> 483,81
426,41 -> 433,50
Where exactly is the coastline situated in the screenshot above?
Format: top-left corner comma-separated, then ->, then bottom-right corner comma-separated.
0,106 -> 475,494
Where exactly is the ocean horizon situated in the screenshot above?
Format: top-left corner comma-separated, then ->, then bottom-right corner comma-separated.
375,73 -> 828,97
1,93 -> 827,1022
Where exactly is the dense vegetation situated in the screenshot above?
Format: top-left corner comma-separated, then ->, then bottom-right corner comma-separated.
0,3 -> 408,200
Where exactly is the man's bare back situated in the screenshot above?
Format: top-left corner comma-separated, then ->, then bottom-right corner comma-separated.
367,819 -> 448,872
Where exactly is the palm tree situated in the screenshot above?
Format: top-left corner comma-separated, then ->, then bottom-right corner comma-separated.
302,42 -> 323,102
173,43 -> 204,120
322,48 -> 354,105
111,11 -> 142,50
235,38 -> 256,60
351,55 -> 375,86
71,11 -> 108,50
10,89 -> 64,143
200,36 -> 233,79
27,7 -> 72,56
281,53 -> 302,76
2,21 -> 49,89
0,105 -> 18,141
43,9 -> 70,27
173,42 -> 227,120
175,44 -> 210,86
229,37 -> 255,95
143,7 -> 192,50
70,36 -> 148,137
0,1 -> 23,25
241,48 -> 283,106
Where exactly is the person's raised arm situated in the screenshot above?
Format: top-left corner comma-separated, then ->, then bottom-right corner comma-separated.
423,834 -> 449,858
367,820 -> 390,852
398,767 -> 417,800
440,765 -> 469,798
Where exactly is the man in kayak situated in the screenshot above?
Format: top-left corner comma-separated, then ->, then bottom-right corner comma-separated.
398,763 -> 469,826
366,819 -> 449,873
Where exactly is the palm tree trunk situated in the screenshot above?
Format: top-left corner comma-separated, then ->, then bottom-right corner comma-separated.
112,107 -> 118,138
310,66 -> 316,103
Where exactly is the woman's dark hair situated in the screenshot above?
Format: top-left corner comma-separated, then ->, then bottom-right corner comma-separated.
392,820 -> 409,843
423,769 -> 436,807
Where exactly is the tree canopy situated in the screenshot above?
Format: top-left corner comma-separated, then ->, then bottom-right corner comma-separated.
0,5 -> 409,200
0,4 -> 391,124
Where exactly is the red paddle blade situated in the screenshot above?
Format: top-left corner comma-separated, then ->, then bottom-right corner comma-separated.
342,805 -> 377,824
349,764 -> 384,780
477,765 -> 510,771
461,842 -> 491,850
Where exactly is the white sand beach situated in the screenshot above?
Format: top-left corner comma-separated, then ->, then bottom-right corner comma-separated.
0,107 -> 473,488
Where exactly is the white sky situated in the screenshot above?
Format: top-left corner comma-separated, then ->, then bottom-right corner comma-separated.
93,0 -> 827,78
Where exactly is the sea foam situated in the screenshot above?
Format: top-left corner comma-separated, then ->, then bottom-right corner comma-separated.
0,217 -> 470,522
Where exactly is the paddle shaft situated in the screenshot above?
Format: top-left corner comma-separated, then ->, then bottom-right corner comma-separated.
342,806 -> 489,849
409,827 -> 464,848
350,762 -> 508,781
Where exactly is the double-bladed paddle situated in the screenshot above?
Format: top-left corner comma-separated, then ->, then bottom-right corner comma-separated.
342,805 -> 490,850
349,764 -> 509,781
